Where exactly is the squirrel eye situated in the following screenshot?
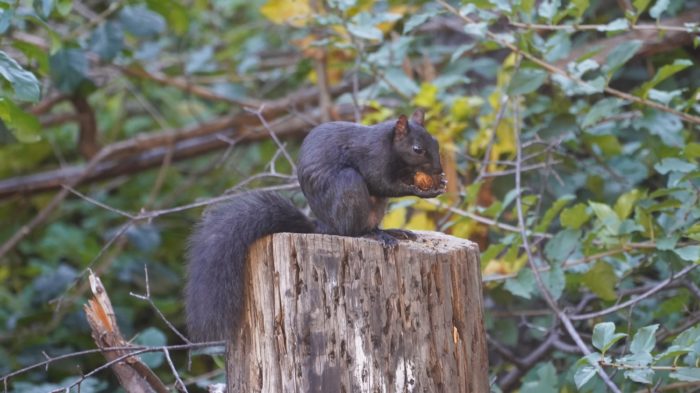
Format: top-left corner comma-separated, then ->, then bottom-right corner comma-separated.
412,145 -> 425,155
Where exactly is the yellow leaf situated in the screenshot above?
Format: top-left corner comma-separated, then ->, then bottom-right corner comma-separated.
405,211 -> 433,230
451,217 -> 485,240
482,259 -> 513,277
382,201 -> 435,231
260,0 -> 312,27
412,83 -> 439,109
382,204 -> 408,229
362,101 -> 394,125
450,96 -> 483,121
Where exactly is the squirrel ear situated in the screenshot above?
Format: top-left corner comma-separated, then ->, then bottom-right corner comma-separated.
411,108 -> 425,126
394,114 -> 409,139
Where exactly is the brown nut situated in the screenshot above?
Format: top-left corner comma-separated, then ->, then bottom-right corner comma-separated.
414,171 -> 435,191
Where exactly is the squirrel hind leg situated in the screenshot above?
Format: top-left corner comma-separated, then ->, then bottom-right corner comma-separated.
364,228 -> 418,248
381,228 -> 417,241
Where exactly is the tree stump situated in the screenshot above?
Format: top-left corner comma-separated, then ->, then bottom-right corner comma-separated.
226,232 -> 488,393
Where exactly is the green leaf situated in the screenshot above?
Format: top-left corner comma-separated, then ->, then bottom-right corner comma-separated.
89,21 -> 124,61
450,43 -> 476,63
185,46 -> 215,74
640,59 -> 692,97
544,229 -> 580,263
403,11 -> 437,34
536,195 -> 574,232
33,0 -> 54,18
655,235 -> 678,250
348,23 -> 383,40
0,98 -> 42,143
596,18 -> 628,31
0,8 -> 13,35
670,368 -> 700,382
625,366 -> 654,384
521,362 -> 558,393
592,322 -> 615,351
119,5 -> 166,37
634,112 -> 684,147
543,31 -> 571,62
538,0 -> 560,21
584,134 -> 622,157
49,48 -> 89,93
508,68 -> 548,95
133,327 -> 166,368
0,51 -> 41,102
146,0 -> 189,35
673,246 -> 700,262
614,189 -> 641,219
574,353 -> 600,389
504,268 -> 535,299
649,0 -> 669,19
481,243 -> 506,264
56,0 -> 72,15
581,98 -> 625,128
605,40 -> 643,78
654,158 -> 697,174
568,0 -> 589,20
541,265 -> 565,301
582,261 -> 618,301
589,201 -> 621,234
463,22 -> 487,38
560,203 -> 590,229
630,324 -> 659,355
592,322 -> 627,353
633,0 -> 652,15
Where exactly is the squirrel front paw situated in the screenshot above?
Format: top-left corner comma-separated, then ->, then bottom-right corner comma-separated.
409,172 -> 446,198
409,183 -> 445,198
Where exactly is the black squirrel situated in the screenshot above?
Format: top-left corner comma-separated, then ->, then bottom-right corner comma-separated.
185,109 -> 446,341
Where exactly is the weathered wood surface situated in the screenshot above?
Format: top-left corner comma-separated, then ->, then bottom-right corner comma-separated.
226,231 -> 488,393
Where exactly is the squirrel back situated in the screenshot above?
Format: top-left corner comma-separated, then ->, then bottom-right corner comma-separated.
185,110 -> 445,341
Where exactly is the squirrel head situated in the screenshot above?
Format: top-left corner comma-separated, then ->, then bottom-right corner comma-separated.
392,109 -> 443,175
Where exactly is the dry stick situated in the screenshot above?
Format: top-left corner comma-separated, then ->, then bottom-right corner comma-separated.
510,100 -> 622,393
570,264 -> 698,321
509,21 -> 698,33
162,348 -> 188,393
44,343 -> 224,393
479,160 -> 563,178
130,265 -> 191,344
0,342 -> 222,384
245,106 -> 297,172
437,0 -> 700,126
425,198 -> 552,237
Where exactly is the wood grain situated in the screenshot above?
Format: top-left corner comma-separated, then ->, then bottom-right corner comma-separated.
227,231 -> 488,393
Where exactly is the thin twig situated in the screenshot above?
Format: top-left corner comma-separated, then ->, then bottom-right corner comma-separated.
570,264 -> 698,320
130,266 -> 192,344
245,106 -> 297,172
510,21 -> 697,33
0,342 -> 223,383
162,348 -> 188,393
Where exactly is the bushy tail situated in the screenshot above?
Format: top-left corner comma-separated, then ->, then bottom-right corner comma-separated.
185,191 -> 314,341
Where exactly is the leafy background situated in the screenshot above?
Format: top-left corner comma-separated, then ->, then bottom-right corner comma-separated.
1,0 -> 699,391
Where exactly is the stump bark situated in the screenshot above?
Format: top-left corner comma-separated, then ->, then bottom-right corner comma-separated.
226,231 -> 488,393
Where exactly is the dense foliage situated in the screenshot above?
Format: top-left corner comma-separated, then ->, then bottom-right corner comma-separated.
1,0 -> 699,391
